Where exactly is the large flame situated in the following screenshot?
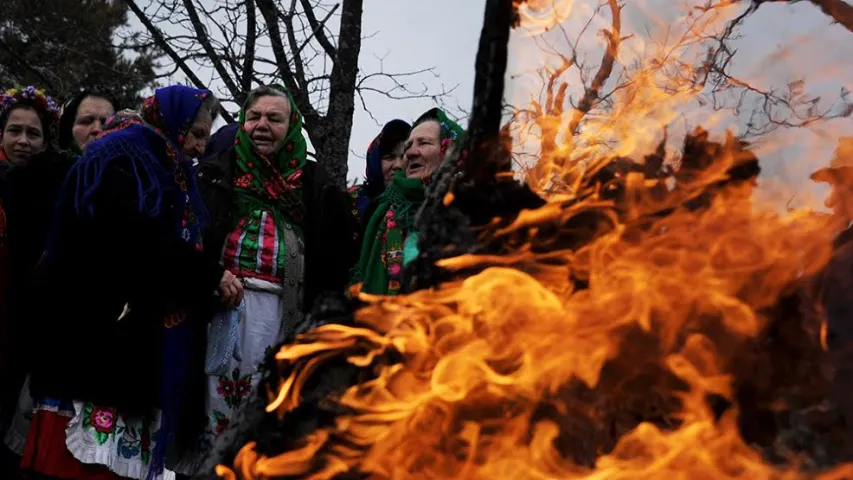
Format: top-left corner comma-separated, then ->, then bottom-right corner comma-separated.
215,0 -> 853,478
215,146 -> 850,478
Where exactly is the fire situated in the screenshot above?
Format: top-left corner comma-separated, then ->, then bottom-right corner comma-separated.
215,137 -> 847,477
214,1 -> 853,478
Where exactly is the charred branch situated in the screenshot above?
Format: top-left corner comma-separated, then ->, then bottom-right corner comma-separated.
565,0 -> 622,138
463,0 -> 518,184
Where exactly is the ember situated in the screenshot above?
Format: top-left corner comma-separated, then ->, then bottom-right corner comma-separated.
210,1 -> 853,479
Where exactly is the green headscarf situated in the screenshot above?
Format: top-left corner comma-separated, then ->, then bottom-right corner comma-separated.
233,85 -> 307,225
413,107 -> 465,161
352,108 -> 465,295
353,171 -> 425,294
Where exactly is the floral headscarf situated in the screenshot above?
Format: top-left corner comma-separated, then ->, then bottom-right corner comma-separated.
233,85 -> 307,225
412,107 -> 464,163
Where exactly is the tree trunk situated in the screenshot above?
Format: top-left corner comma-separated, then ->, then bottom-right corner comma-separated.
315,0 -> 363,189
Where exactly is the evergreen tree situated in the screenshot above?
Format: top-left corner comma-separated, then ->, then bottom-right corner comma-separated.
0,0 -> 159,108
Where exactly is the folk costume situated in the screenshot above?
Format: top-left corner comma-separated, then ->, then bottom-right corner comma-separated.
347,119 -> 411,227
172,86 -> 357,475
352,108 -> 463,295
22,85 -> 224,480
0,86 -> 62,472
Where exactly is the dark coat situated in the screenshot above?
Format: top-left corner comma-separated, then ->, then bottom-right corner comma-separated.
197,147 -> 358,317
26,156 -> 224,418
0,151 -> 74,419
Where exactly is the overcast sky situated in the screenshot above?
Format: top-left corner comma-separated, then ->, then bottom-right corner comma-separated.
142,0 -> 852,208
354,0 -> 853,211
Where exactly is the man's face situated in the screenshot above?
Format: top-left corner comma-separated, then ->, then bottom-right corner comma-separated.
404,121 -> 442,181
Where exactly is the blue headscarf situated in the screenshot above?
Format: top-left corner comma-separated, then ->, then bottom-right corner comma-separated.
349,119 -> 411,222
49,85 -> 214,480
65,85 -> 211,244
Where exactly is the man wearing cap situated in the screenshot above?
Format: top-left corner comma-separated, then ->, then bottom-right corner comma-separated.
811,136 -> 853,436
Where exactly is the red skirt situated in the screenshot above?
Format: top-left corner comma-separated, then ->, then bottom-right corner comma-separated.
20,409 -> 124,480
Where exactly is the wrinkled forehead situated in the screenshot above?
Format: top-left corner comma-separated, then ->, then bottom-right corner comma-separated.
246,94 -> 291,117
76,96 -> 115,116
406,120 -> 440,144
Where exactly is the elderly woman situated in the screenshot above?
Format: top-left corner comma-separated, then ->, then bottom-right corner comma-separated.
172,85 -> 356,475
21,85 -> 241,480
351,108 -> 464,295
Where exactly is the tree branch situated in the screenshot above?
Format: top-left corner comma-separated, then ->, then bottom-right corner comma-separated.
181,0 -> 242,101
254,0 -> 322,130
566,0 -> 622,137
242,0 -> 257,95
123,0 -> 234,122
0,38 -> 58,91
297,0 -> 339,58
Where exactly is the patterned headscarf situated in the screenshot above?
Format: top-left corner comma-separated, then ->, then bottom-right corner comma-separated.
62,85 -> 212,242
412,107 -> 465,163
48,85 -> 215,480
349,119 -> 412,222
351,109 -> 463,295
365,119 -> 411,193
233,84 -> 307,225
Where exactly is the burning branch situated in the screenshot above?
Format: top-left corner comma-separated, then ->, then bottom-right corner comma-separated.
565,0 -> 622,138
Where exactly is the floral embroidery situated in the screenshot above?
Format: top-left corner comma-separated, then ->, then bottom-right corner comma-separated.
216,368 -> 253,408
83,404 -> 117,445
381,208 -> 405,295
115,424 -> 153,465
211,410 -> 230,436
257,345 -> 277,376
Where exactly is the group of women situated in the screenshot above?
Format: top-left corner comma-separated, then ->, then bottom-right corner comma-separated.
0,82 -> 463,480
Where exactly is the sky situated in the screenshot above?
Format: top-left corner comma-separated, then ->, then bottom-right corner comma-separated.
348,0 -> 853,209
345,0 -> 486,182
137,0 -> 853,208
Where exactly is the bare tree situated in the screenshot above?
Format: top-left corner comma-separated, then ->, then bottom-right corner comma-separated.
121,0 -> 453,187
507,0 -> 853,192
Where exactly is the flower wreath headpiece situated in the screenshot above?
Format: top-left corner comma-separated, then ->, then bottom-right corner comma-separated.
0,85 -> 61,123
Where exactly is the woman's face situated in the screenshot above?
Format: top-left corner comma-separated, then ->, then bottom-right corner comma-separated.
381,141 -> 405,184
72,96 -> 115,151
1,107 -> 46,165
404,121 -> 442,181
243,95 -> 291,156
183,116 -> 213,159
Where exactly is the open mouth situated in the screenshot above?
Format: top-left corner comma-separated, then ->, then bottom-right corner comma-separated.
252,134 -> 274,146
406,160 -> 425,177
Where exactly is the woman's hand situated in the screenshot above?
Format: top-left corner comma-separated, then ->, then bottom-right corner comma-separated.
218,271 -> 244,308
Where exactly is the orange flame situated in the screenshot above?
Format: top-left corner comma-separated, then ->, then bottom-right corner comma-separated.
216,0 -> 853,478
217,162 -> 844,477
